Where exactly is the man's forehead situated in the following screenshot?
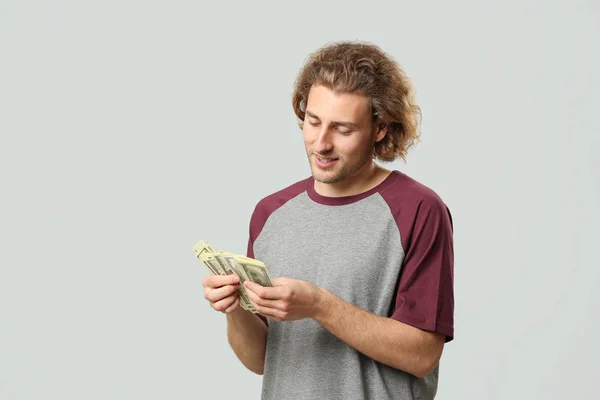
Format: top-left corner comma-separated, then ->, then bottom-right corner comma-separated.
306,86 -> 371,121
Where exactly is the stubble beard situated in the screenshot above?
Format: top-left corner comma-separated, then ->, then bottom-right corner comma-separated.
307,146 -> 374,184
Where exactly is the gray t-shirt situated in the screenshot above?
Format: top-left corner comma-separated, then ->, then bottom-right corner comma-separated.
246,170 -> 454,400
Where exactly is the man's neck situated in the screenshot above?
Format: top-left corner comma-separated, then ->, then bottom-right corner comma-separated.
314,163 -> 391,198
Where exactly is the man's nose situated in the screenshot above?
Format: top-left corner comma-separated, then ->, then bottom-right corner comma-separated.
314,128 -> 333,153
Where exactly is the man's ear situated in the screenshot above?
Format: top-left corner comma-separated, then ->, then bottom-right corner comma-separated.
374,122 -> 388,143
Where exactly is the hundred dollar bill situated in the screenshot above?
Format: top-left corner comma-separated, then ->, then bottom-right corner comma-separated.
193,241 -> 221,274
217,252 -> 256,312
192,240 -> 272,313
213,253 -> 256,312
199,254 -> 226,275
200,253 -> 257,312
233,255 -> 274,287
192,240 -> 217,273
192,240 -> 215,257
220,253 -> 250,280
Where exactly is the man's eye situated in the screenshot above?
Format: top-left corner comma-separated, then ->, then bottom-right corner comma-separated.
309,120 -> 320,126
337,128 -> 352,135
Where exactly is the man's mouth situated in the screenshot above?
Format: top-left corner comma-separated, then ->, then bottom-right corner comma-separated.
314,154 -> 339,168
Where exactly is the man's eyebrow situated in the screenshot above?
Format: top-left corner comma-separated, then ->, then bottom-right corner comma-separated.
305,110 -> 359,128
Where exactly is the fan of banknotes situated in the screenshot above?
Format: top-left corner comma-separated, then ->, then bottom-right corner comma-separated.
192,240 -> 274,313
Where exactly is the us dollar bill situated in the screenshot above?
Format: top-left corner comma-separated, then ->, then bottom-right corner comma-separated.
199,253 -> 252,311
233,255 -> 274,287
192,240 -> 215,257
193,240 -> 273,313
213,254 -> 256,312
199,254 -> 226,275
192,240 -> 218,274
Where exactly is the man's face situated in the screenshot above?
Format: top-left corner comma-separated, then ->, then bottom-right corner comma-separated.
303,84 -> 383,184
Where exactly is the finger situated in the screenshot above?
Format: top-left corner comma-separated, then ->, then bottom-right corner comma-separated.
244,281 -> 285,300
202,274 -> 240,288
245,286 -> 285,309
212,294 -> 237,312
251,303 -> 287,321
205,284 -> 239,302
224,297 -> 239,313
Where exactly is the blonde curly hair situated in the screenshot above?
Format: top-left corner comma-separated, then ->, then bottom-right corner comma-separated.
292,41 -> 422,162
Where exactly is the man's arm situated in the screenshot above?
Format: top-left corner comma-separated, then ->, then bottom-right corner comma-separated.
226,308 -> 268,375
202,274 -> 268,375
244,278 -> 445,378
313,288 -> 445,378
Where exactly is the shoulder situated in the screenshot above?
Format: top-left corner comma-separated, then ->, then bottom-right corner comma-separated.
380,171 -> 453,230
248,176 -> 310,241
382,171 -> 449,211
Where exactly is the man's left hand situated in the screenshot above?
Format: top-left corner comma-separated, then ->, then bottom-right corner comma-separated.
243,277 -> 325,321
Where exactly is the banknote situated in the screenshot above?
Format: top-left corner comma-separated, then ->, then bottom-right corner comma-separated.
199,254 -> 250,311
193,240 -> 271,313
199,254 -> 226,275
212,253 -> 256,312
192,240 -> 219,274
233,255 -> 274,287
215,252 -> 257,311
192,240 -> 215,257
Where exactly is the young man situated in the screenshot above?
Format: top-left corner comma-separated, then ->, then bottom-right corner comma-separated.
202,41 -> 454,400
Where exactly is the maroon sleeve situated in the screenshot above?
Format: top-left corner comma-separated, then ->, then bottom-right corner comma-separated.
384,190 -> 455,342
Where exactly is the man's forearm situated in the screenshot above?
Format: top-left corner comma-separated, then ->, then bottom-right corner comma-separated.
227,307 -> 268,375
313,289 -> 444,378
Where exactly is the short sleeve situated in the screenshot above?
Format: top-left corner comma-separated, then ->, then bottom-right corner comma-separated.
390,197 -> 454,342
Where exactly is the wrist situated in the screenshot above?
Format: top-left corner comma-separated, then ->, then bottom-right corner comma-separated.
312,287 -> 334,321
226,305 -> 249,324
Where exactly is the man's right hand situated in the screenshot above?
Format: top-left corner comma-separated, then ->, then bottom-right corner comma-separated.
202,274 -> 241,313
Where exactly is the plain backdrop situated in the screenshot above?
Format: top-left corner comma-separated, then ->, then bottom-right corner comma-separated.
1,1 -> 599,399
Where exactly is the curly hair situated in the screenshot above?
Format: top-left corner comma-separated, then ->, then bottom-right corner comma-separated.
292,41 -> 422,162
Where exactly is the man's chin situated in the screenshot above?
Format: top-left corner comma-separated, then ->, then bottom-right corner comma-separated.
311,166 -> 343,184
314,176 -> 341,184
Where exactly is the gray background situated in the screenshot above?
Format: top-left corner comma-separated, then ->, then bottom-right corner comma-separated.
1,0 -> 599,399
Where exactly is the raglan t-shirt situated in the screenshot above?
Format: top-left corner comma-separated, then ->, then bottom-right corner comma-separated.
246,170 -> 454,400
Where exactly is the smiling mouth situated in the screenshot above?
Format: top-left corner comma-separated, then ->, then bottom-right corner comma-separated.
316,155 -> 338,162
314,154 -> 339,168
